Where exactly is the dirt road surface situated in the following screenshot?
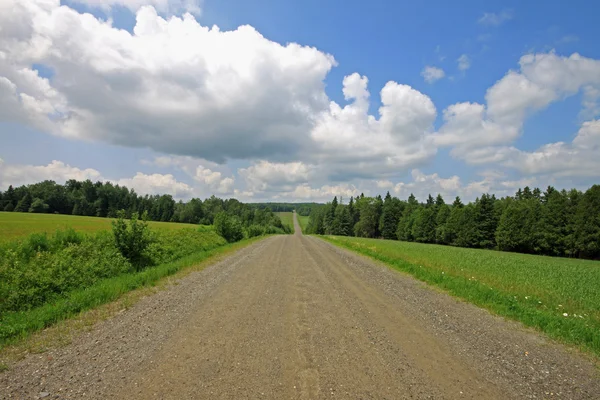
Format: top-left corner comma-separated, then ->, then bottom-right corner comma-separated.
2,212 -> 599,399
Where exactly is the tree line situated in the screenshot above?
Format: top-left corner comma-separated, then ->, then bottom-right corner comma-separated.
305,185 -> 600,260
248,202 -> 320,216
0,179 -> 290,234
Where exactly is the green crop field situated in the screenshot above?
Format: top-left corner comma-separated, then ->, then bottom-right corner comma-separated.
324,236 -> 600,356
0,212 -> 205,243
297,215 -> 309,233
275,212 -> 294,233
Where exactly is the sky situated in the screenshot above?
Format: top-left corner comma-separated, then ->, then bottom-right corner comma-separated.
1,0 -> 599,203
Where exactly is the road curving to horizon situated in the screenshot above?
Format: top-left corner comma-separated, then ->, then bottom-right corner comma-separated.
2,212 -> 599,399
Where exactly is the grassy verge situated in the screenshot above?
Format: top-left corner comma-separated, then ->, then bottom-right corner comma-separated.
297,215 -> 309,233
275,212 -> 294,233
322,235 -> 600,357
0,236 -> 264,349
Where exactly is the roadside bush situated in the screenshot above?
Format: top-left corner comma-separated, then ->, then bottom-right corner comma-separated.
214,212 -> 244,243
0,231 -> 131,313
264,225 -> 286,235
246,224 -> 265,238
0,225 -> 228,315
112,210 -> 154,270
147,228 -> 226,264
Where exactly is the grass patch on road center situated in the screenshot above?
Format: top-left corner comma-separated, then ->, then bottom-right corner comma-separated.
323,236 -> 600,357
297,215 -> 309,233
275,212 -> 294,234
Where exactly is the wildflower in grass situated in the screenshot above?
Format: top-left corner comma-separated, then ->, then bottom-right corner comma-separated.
563,313 -> 568,317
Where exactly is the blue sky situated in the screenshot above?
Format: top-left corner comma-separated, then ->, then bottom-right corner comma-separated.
1,0 -> 599,202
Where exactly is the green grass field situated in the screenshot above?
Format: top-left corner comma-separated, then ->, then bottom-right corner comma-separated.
324,236 -> 600,357
275,212 -> 294,233
297,215 -> 309,233
0,212 -> 206,243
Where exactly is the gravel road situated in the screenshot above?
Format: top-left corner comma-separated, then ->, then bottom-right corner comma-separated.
2,213 -> 599,399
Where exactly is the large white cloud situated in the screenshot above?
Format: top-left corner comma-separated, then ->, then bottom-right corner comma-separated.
0,0 -> 335,162
3,2 -> 600,200
310,73 -> 437,180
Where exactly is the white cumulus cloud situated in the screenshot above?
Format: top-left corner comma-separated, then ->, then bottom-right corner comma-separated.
0,159 -> 101,189
0,1 -> 335,163
433,52 -> 600,167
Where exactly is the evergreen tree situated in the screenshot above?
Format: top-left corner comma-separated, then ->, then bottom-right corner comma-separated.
412,206 -> 436,243
435,203 -> 450,244
374,195 -> 383,237
455,204 -> 478,248
474,193 -> 498,248
574,185 -> 600,259
435,194 -> 445,207
335,206 -> 353,236
380,192 -> 402,240
397,194 -> 419,241
354,197 -> 381,238
425,194 -> 435,208
4,185 -> 16,206
3,202 -> 14,212
452,196 -> 463,208
539,188 -> 568,256
564,189 -> 582,257
495,198 -> 541,253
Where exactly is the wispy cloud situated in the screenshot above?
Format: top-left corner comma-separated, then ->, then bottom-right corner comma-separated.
457,54 -> 471,71
478,10 -> 513,27
556,35 -> 579,45
421,66 -> 445,83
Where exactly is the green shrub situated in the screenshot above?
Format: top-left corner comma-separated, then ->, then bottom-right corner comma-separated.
147,228 -> 226,264
264,225 -> 285,235
51,227 -> 84,249
112,210 -> 154,270
25,232 -> 51,255
246,224 -> 265,238
3,202 -> 14,212
29,198 -> 49,213
214,212 -> 244,243
0,231 -> 131,313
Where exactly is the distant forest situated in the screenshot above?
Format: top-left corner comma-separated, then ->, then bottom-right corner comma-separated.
248,202 -> 321,216
0,179 -> 287,231
306,185 -> 600,260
